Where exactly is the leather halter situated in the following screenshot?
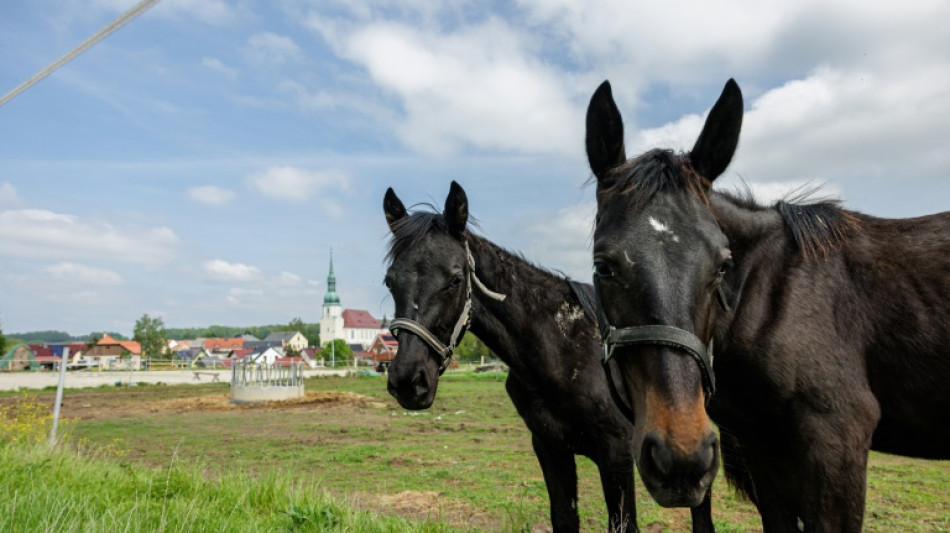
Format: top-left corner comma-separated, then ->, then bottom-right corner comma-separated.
594,279 -> 729,412
389,241 -> 506,375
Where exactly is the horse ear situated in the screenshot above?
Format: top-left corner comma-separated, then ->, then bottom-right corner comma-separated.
690,78 -> 743,182
383,187 -> 407,233
586,80 -> 627,183
444,181 -> 468,237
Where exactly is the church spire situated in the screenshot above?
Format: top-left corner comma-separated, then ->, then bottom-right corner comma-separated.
323,249 -> 340,306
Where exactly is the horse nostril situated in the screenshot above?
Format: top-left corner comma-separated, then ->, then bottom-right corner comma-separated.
412,369 -> 429,397
643,432 -> 673,475
692,431 -> 719,474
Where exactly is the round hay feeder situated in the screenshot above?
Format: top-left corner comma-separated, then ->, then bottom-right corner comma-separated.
230,362 -> 305,404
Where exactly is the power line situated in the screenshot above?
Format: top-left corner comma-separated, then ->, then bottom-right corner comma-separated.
0,0 -> 162,108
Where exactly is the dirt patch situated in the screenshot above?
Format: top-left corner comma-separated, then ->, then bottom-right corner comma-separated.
1,390 -> 388,421
151,391 -> 386,413
351,490 -> 497,531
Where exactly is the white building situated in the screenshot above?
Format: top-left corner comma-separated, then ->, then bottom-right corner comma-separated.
319,252 -> 387,350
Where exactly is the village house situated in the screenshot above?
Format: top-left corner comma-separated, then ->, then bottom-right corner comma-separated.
263,331 -> 308,353
367,333 -> 398,369
84,334 -> 142,370
0,344 -> 36,371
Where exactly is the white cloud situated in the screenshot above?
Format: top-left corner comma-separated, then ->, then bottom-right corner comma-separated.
44,262 -> 124,285
246,166 -> 350,202
307,16 -> 579,156
0,182 -> 22,206
203,260 -> 261,282
519,202 -> 595,280
226,287 -> 264,306
201,57 -> 238,79
246,32 -> 302,64
0,209 -> 178,264
187,185 -> 236,206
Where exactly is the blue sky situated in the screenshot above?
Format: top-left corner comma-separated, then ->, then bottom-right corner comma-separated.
1,0 -> 948,337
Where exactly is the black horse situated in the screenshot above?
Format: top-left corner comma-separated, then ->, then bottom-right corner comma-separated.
383,182 -> 715,532
585,78 -> 950,531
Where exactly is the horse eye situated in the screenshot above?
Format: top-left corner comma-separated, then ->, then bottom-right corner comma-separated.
383,277 -> 393,289
593,261 -> 614,279
718,258 -> 734,276
448,273 -> 463,288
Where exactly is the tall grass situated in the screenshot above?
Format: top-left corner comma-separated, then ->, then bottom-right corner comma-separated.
0,393 -> 469,533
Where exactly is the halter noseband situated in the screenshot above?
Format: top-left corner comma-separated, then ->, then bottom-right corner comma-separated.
595,280 -> 729,409
389,240 -> 506,375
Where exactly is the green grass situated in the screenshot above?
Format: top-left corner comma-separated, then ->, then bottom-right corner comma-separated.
4,372 -> 948,531
0,444 -> 467,532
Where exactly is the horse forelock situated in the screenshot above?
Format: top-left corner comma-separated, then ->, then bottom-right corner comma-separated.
598,149 -> 711,211
385,210 -> 449,264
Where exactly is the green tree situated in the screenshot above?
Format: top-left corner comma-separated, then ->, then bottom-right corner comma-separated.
288,317 -> 320,347
133,314 -> 167,360
319,339 -> 352,366
85,333 -> 101,351
455,332 -> 492,363
0,320 -> 6,355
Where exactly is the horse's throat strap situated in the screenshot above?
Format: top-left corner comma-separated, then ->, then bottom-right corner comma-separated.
603,324 -> 717,400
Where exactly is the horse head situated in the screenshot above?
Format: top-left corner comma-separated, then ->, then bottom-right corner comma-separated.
383,181 -> 473,409
586,79 -> 743,507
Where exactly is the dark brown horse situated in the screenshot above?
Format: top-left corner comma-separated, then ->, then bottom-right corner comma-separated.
383,182 -> 715,532
585,79 -> 950,531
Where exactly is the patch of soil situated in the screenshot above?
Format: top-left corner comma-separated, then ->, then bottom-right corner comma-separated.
351,490 -> 498,531
0,390 -> 387,421
152,391 -> 386,413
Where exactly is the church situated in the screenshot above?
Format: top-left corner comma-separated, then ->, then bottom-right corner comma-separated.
319,253 -> 388,349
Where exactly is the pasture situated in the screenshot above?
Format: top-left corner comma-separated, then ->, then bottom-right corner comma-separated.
1,372 -> 947,531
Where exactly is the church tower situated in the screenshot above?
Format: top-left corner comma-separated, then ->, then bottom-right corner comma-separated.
320,251 -> 344,346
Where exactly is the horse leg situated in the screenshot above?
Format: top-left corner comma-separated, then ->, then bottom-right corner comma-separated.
595,454 -> 637,532
797,417 -> 875,532
689,488 -> 715,533
532,434 -> 581,532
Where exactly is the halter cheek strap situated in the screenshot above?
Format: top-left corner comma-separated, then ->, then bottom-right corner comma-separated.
389,240 -> 506,375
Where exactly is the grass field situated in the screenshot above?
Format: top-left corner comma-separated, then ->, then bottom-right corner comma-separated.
1,372 -> 948,532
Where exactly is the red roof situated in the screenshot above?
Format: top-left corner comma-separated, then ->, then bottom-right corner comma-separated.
204,338 -> 244,350
342,309 -> 381,329
29,345 -> 53,358
98,334 -> 142,355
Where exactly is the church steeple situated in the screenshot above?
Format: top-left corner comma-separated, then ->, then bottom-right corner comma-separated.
323,249 -> 340,306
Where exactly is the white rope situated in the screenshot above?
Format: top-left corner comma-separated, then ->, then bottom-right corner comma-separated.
465,241 -> 507,302
0,0 -> 162,108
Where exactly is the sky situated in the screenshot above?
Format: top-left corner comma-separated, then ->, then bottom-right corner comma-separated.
1,0 -> 948,337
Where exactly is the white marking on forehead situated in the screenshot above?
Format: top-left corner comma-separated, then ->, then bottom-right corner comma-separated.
648,216 -> 680,242
648,217 -> 669,232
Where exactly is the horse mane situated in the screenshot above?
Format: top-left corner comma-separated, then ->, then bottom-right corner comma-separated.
726,183 -> 861,259
721,185 -> 861,260
775,196 -> 860,260
567,280 -> 597,321
600,147 -> 860,260
599,149 -> 711,209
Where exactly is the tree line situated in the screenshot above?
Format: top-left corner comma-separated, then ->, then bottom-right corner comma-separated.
5,329 -> 128,344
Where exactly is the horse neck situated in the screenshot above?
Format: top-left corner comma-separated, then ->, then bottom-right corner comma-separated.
709,192 -> 785,259
464,234 -> 583,368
